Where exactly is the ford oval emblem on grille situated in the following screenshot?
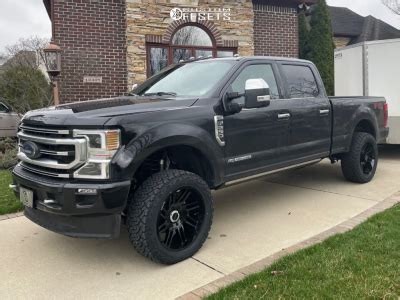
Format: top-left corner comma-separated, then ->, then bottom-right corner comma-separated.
21,141 -> 41,159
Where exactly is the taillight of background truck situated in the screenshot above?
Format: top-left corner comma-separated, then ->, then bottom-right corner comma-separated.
384,103 -> 388,128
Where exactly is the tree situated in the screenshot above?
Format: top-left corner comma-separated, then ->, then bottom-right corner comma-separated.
1,36 -> 48,69
298,11 -> 310,59
382,0 -> 400,15
0,37 -> 52,113
0,66 -> 52,113
306,0 -> 335,96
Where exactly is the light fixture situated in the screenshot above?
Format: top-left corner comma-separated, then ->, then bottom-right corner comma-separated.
43,41 -> 62,77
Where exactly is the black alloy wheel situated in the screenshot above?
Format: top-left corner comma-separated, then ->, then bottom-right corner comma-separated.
341,132 -> 378,183
360,143 -> 376,176
157,187 -> 205,250
127,169 -> 213,264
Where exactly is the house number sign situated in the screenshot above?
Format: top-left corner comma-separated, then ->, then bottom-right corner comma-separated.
83,76 -> 103,83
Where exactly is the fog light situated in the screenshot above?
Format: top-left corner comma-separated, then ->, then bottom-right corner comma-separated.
77,188 -> 97,195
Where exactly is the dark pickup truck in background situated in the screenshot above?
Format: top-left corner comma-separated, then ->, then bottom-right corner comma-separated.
12,57 -> 389,264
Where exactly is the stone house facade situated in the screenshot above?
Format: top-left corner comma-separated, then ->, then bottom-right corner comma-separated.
43,0 -> 312,103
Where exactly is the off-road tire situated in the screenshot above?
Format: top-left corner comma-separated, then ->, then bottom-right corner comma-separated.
127,169 -> 213,264
341,132 -> 378,183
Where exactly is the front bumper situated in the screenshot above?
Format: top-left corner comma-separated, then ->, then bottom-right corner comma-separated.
12,164 -> 131,238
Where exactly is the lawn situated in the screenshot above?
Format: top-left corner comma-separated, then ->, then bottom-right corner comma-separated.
0,170 -> 22,215
208,204 -> 400,300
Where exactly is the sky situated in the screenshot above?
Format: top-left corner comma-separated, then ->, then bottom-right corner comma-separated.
0,0 -> 399,53
327,0 -> 400,28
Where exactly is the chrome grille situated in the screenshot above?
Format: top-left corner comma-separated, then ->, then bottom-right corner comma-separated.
18,125 -> 88,177
19,163 -> 71,178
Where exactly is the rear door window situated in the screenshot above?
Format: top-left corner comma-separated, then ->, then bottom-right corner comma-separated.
281,65 -> 319,98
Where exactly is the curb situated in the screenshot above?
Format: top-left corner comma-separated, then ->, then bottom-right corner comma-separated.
177,192 -> 400,300
0,211 -> 24,221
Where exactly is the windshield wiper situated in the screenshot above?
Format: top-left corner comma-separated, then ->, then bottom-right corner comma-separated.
144,92 -> 177,97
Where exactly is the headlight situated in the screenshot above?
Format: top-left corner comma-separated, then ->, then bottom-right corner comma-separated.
73,129 -> 121,179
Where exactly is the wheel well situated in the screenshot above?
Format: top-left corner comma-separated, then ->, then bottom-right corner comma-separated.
133,145 -> 214,189
354,120 -> 376,139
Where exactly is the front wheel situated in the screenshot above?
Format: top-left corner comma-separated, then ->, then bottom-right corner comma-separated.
127,170 -> 213,264
341,132 -> 378,183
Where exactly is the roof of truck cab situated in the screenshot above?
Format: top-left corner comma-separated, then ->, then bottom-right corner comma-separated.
193,56 -> 312,64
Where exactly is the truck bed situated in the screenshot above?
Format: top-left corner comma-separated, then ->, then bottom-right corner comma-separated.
329,96 -> 388,154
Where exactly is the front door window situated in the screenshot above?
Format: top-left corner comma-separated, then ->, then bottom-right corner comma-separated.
229,64 -> 280,105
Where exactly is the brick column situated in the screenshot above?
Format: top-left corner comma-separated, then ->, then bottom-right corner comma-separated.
53,0 -> 127,103
253,4 -> 299,58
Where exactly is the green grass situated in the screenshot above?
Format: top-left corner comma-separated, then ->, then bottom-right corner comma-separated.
208,204 -> 400,300
0,170 -> 22,215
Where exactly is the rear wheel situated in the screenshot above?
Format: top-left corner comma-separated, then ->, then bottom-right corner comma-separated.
127,169 -> 213,264
341,132 -> 378,183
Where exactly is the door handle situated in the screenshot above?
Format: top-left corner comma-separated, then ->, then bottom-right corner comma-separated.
277,113 -> 291,119
320,109 -> 330,115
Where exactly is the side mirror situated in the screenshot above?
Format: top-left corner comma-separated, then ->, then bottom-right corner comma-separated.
224,92 -> 243,115
244,79 -> 271,109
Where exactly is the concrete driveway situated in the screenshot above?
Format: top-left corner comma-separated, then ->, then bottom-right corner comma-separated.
1,146 -> 399,299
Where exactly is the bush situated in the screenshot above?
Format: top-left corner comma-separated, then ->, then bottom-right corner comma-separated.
0,138 -> 18,170
0,66 -> 52,114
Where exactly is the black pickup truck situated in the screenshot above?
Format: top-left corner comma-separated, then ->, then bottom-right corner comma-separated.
12,57 -> 388,264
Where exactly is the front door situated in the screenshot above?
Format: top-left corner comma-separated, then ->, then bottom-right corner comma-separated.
223,63 -> 291,179
279,63 -> 332,160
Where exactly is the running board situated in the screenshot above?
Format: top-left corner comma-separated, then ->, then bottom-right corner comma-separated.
224,159 -> 322,187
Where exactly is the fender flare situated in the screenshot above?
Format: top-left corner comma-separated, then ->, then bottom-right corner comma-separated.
347,106 -> 379,148
112,123 -> 225,186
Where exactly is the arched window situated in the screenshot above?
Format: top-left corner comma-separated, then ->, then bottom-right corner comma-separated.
147,24 -> 237,76
172,26 -> 213,46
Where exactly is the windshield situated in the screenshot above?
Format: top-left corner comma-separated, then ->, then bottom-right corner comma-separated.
139,61 -> 236,97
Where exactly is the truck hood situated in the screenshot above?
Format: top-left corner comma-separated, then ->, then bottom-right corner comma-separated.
22,96 -> 198,127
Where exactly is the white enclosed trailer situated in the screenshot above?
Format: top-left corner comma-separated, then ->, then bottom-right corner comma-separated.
334,38 -> 400,144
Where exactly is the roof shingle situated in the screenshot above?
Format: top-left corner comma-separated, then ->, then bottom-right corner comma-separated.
329,6 -> 400,44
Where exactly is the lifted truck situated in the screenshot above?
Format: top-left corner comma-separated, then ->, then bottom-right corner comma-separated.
12,57 -> 389,264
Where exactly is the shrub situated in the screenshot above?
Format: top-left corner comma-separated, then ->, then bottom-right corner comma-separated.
0,138 -> 18,170
0,66 -> 52,114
